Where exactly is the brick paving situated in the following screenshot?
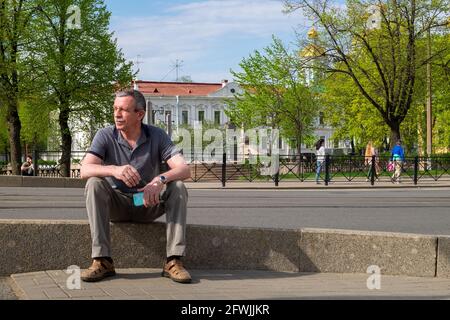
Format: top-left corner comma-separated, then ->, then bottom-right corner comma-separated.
9,268 -> 450,300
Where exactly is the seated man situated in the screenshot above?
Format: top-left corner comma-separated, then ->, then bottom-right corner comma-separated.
21,155 -> 34,176
80,89 -> 191,283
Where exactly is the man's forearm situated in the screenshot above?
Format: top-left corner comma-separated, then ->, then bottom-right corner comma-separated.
160,165 -> 190,183
80,164 -> 116,179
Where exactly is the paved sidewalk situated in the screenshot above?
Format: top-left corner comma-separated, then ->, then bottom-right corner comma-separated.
0,277 -> 17,300
9,269 -> 450,300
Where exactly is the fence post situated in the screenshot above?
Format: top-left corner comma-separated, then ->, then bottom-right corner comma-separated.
414,156 -> 418,185
325,154 -> 330,186
371,155 -> 376,186
222,152 -> 226,187
273,154 -> 280,186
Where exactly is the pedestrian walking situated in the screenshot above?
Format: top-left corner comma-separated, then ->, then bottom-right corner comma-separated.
315,138 -> 325,184
364,141 -> 379,182
390,139 -> 405,184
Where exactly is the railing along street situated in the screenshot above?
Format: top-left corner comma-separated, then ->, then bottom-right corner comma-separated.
1,152 -> 449,186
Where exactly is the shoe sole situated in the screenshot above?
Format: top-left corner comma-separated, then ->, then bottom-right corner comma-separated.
161,271 -> 192,283
81,270 -> 116,282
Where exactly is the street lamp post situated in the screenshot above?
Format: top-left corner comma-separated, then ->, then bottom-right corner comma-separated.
426,27 -> 432,157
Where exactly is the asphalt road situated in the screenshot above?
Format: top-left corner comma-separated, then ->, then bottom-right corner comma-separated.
0,187 -> 449,235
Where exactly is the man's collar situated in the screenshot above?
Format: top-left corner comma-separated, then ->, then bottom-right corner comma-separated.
114,124 -> 149,149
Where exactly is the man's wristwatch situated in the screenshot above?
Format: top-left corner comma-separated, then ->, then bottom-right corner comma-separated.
159,175 -> 167,185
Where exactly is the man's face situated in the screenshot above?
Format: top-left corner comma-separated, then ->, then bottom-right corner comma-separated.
26,157 -> 32,163
113,96 -> 144,132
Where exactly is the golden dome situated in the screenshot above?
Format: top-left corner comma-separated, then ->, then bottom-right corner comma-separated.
307,27 -> 318,39
300,43 -> 325,58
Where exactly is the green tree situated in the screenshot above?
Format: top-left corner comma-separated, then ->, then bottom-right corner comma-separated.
284,0 -> 449,146
414,33 -> 450,153
0,0 -> 38,174
0,105 -> 8,152
30,0 -> 133,176
18,98 -> 50,154
322,31 -> 449,155
227,36 -> 318,156
321,70 -> 389,153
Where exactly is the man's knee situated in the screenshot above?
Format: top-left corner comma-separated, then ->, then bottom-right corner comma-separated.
85,177 -> 108,194
166,180 -> 188,198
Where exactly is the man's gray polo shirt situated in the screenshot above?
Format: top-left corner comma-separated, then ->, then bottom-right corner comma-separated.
87,124 -> 179,193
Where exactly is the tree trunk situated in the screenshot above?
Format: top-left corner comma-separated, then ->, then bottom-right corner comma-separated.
296,133 -> 302,176
296,124 -> 302,159
59,106 -> 72,177
389,121 -> 401,148
6,99 -> 22,175
296,138 -> 302,159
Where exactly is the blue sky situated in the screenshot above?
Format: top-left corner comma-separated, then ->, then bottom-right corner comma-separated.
105,0 -> 310,83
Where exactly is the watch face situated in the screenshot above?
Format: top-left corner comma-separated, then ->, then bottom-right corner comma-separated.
160,175 -> 167,183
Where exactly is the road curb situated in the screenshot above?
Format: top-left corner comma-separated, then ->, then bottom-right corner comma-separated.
0,219 -> 448,278
1,176 -> 449,189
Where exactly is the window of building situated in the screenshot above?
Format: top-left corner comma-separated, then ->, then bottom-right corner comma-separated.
182,111 -> 188,125
198,110 -> 205,123
214,111 -> 221,125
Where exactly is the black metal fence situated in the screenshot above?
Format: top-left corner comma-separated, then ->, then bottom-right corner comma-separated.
1,153 -> 449,186
186,154 -> 450,186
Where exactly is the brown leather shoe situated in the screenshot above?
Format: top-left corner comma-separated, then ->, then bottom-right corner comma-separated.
81,258 -> 116,282
162,259 -> 192,283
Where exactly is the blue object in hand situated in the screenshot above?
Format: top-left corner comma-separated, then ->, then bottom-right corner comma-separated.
133,192 -> 144,207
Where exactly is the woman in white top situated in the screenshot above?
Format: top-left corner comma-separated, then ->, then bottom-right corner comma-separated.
315,139 -> 325,184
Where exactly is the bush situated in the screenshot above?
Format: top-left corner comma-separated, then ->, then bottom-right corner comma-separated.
37,159 -> 58,166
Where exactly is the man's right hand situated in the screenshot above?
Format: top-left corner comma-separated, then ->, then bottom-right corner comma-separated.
113,165 -> 142,188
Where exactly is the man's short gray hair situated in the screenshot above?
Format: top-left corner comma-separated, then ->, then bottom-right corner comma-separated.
115,89 -> 146,111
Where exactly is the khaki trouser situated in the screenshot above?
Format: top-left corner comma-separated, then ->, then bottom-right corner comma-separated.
85,177 -> 188,259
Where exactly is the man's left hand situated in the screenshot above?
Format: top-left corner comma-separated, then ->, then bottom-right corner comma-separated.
137,177 -> 164,207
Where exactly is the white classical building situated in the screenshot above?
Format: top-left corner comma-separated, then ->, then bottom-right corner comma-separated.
135,79 -> 347,156
136,79 -> 238,129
